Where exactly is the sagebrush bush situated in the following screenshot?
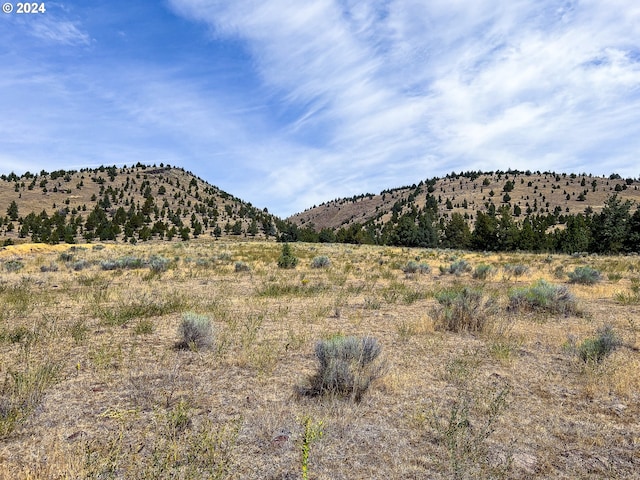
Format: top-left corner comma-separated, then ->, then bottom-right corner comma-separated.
234,261 -> 250,272
449,259 -> 472,276
72,260 -> 91,271
403,260 -> 430,274
473,264 -> 494,280
578,325 -> 621,363
568,266 -> 601,285
503,264 -> 529,278
4,260 -> 24,273
149,255 -> 170,273
311,256 -> 331,268
298,335 -> 383,401
508,279 -> 577,315
433,287 -> 495,333
176,313 -> 213,351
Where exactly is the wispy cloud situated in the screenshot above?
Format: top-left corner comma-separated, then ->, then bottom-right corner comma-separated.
29,18 -> 91,45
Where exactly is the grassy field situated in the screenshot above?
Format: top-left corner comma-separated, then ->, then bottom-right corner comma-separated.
0,240 -> 639,479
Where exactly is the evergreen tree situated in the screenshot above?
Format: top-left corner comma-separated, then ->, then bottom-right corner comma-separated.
6,201 -> 18,221
592,195 -> 632,253
443,212 -> 471,249
472,211 -> 498,250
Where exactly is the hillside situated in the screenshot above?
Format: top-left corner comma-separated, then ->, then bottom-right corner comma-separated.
0,164 -> 282,244
290,170 -> 640,231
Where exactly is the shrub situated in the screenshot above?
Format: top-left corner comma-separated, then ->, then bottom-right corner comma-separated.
577,325 -> 621,363
148,255 -> 170,273
433,287 -> 495,333
311,256 -> 331,269
503,264 -> 529,278
4,260 -> 24,273
176,313 -> 213,351
440,259 -> 471,276
403,260 -> 430,274
508,279 -> 577,315
472,264 -> 494,280
277,243 -> 298,269
298,335 -> 383,401
72,260 -> 91,271
59,252 -> 74,262
40,263 -> 59,273
234,261 -> 250,272
568,266 -> 601,285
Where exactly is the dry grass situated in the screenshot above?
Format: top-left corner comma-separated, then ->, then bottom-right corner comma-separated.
0,241 -> 639,479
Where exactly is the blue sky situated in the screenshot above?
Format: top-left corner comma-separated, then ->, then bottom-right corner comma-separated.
1,1 -> 639,217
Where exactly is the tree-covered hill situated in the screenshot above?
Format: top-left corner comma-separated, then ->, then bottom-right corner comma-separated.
288,170 -> 640,253
0,163 -> 283,245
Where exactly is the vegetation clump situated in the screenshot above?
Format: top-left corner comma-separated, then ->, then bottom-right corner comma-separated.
298,335 -> 383,401
433,287 -> 495,333
277,243 -> 298,269
440,259 -> 472,276
176,313 -> 213,351
567,266 -> 601,285
577,325 -> 621,363
234,261 -> 250,272
508,279 -> 577,315
311,255 -> 331,268
3,260 -> 24,273
403,260 -> 430,274
472,264 -> 494,280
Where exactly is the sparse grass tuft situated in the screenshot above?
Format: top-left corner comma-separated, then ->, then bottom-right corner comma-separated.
298,335 -> 384,401
432,287 -> 495,333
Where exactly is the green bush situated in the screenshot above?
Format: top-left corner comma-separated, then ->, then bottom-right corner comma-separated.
234,261 -> 250,272
176,313 -> 213,351
503,264 -> 529,278
577,325 -> 621,363
311,256 -> 331,269
440,259 -> 471,276
277,243 -> 298,269
472,264 -> 494,280
298,335 -> 383,401
4,260 -> 24,273
568,266 -> 601,285
403,260 -> 430,274
72,260 -> 91,271
508,279 -> 577,315
433,287 -> 494,333
148,255 -> 170,273
40,263 -> 59,273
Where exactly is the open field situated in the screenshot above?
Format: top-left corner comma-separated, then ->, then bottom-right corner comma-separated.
1,240 -> 639,479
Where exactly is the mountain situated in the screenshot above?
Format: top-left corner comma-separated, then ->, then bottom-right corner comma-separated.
0,163 -> 282,244
290,170 -> 640,230
287,170 -> 640,252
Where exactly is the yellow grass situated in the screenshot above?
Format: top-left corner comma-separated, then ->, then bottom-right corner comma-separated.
0,241 -> 638,479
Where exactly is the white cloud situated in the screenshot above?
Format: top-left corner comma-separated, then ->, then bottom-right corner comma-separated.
29,19 -> 90,45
